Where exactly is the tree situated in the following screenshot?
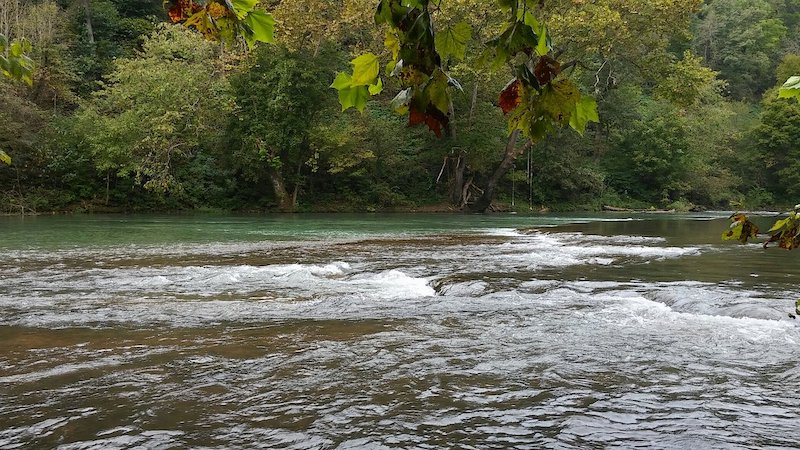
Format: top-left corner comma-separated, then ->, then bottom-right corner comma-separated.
72,25 -> 232,195
227,45 -> 337,211
0,32 -> 34,166
332,0 -> 602,212
694,0 -> 788,99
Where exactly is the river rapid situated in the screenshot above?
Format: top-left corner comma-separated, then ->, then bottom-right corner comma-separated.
1,213 -> 798,449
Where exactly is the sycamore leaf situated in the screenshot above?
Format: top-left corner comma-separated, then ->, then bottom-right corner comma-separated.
229,0 -> 258,19
409,107 -> 445,138
0,150 -> 10,166
351,53 -> 381,86
769,217 -> 791,233
533,55 -> 561,85
424,70 -> 450,115
499,79 -> 522,114
337,85 -> 370,112
435,21 -> 471,61
331,72 -> 353,90
540,80 -> 579,125
385,31 -> 401,62
369,78 -> 384,95
778,76 -> 800,100
243,10 -> 276,46
764,212 -> 800,250
492,21 -> 538,57
569,95 -> 599,135
722,213 -> 759,244
535,25 -> 549,56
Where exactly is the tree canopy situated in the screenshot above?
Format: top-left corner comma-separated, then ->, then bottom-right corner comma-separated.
1,0 -> 798,215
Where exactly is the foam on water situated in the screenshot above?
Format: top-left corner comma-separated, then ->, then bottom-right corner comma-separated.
3,216 -> 800,449
490,231 -> 700,270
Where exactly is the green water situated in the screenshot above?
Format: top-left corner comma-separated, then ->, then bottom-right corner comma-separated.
1,213 -> 798,449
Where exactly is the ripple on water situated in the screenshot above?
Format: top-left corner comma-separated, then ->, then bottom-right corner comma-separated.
1,222 -> 799,448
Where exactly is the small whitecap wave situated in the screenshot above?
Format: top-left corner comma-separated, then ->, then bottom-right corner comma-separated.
493,231 -> 700,270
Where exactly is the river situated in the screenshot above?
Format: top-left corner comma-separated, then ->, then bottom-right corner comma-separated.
1,213 -> 798,449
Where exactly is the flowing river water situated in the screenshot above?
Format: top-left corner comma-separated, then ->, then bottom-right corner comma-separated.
1,213 -> 799,449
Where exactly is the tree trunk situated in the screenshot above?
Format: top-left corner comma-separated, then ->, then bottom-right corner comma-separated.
266,168 -> 293,211
471,130 -> 533,213
81,0 -> 94,45
450,150 -> 467,206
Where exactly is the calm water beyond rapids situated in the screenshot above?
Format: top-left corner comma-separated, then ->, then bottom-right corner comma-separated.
1,213 -> 799,449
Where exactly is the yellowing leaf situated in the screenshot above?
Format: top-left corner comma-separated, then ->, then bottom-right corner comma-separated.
540,80 -> 579,125
0,150 -> 10,166
385,31 -> 401,62
768,217 -> 791,232
368,78 -> 383,95
424,70 -> 450,115
722,214 -> 759,244
351,53 -> 380,86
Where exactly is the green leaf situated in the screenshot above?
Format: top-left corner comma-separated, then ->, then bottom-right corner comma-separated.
434,21 -> 471,61
0,150 -> 10,166
569,95 -> 599,135
768,217 -> 791,232
243,10 -> 276,46
490,21 -> 539,58
535,25 -> 549,56
778,76 -> 800,100
229,0 -> 258,19
369,77 -> 384,95
331,72 -> 353,90
540,80 -> 580,125
351,53 -> 380,86
796,298 -> 800,315
337,85 -> 370,112
402,0 -> 424,9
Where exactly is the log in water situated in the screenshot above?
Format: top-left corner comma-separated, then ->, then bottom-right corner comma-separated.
1,213 -> 798,448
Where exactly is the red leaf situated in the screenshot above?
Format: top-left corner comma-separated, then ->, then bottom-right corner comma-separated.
409,107 -> 445,138
534,56 -> 561,85
499,79 -> 522,114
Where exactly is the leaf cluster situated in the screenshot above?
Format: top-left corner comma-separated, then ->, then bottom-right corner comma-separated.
0,34 -> 34,88
332,0 -> 599,141
723,208 -> 800,250
164,0 -> 275,48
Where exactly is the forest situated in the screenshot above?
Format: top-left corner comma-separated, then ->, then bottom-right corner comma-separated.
1,0 -> 799,214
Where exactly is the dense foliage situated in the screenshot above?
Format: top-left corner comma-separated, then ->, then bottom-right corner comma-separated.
1,0 -> 799,213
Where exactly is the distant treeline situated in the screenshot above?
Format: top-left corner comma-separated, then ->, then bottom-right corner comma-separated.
1,0 -> 799,213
